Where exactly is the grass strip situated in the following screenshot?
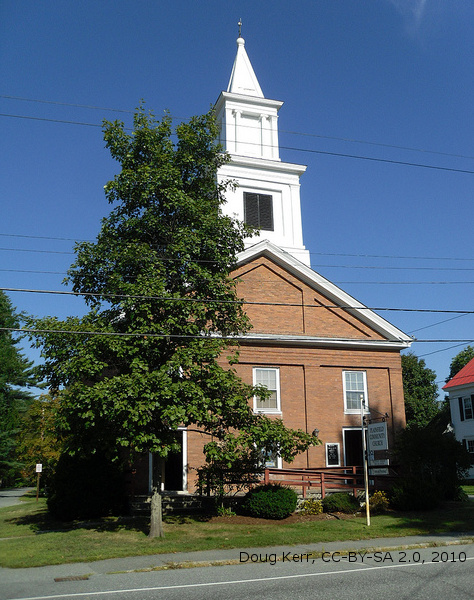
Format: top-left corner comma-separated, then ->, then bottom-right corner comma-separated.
0,496 -> 473,569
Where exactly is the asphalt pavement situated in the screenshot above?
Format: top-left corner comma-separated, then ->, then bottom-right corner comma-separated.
0,488 -> 35,509
1,488 -> 473,587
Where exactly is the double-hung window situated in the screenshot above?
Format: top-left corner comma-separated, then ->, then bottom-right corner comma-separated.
343,371 -> 368,413
253,367 -> 280,413
244,192 -> 274,231
463,438 -> 474,465
459,396 -> 474,421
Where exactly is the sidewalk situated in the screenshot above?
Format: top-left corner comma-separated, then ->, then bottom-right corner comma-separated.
1,530 -> 473,584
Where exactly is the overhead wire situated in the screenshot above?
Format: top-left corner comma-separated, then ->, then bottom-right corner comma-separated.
1,110 -> 474,174
2,285 -> 474,316
2,94 -> 474,161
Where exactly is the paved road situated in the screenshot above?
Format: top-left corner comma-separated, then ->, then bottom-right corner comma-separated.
0,489 -> 35,509
1,543 -> 473,600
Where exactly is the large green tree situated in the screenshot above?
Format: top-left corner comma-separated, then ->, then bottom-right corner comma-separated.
401,352 -> 439,429
0,292 -> 38,486
446,345 -> 474,382
29,107 -> 317,535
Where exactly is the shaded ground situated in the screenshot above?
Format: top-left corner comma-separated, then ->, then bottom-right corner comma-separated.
208,512 -> 356,525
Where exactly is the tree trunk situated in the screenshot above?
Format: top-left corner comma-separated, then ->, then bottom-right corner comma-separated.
148,455 -> 165,538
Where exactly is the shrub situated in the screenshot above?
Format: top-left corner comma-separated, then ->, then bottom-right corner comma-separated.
390,479 -> 439,511
47,452 -> 128,521
299,498 -> 323,515
243,484 -> 298,519
322,492 -> 360,514
368,491 -> 389,514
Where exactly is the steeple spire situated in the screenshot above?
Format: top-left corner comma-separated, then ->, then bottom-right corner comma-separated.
227,31 -> 263,97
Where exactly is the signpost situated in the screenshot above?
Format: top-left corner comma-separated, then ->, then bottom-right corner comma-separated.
360,397 -> 370,526
35,463 -> 42,502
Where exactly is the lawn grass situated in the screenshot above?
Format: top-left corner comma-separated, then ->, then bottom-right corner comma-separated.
0,495 -> 473,569
462,484 -> 474,495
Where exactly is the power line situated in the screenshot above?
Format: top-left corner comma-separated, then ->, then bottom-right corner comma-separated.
282,129 -> 474,162
1,326 -> 473,344
3,285 -> 474,315
0,113 -> 104,128
5,267 -> 474,285
3,94 -> 474,161
2,111 -> 474,174
2,232 -> 474,263
5,245 -> 474,271
0,95 -> 135,114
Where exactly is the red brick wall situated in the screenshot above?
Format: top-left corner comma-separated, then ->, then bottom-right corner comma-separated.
183,255 -> 407,492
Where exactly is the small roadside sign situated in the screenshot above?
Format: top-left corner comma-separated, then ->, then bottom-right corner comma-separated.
36,463 -> 43,473
368,423 -> 389,475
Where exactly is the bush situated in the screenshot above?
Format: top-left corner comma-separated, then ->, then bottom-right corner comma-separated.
322,492 -> 360,514
47,452 -> 128,521
243,484 -> 298,519
390,479 -> 439,511
299,498 -> 323,515
368,490 -> 389,514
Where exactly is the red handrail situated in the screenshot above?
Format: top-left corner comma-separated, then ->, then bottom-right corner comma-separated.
263,466 -> 364,498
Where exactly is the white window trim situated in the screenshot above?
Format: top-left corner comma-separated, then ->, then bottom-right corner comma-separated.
462,396 -> 473,420
464,437 -> 474,452
261,448 -> 282,469
253,367 -> 282,414
325,442 -> 341,467
343,370 -> 369,414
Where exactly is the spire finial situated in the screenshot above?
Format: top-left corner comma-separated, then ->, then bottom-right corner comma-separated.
238,18 -> 242,38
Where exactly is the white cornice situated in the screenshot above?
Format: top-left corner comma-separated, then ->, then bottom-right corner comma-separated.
220,155 -> 307,176
215,91 -> 283,114
234,333 -> 412,351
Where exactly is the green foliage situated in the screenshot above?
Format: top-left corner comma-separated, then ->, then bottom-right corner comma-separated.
368,490 -> 389,514
446,346 -> 474,382
216,505 -> 236,517
26,107 -> 317,528
198,420 -> 319,497
390,479 -> 440,511
15,394 -> 63,487
243,484 -> 298,520
322,492 -> 360,514
393,423 -> 471,509
47,452 -> 128,521
0,292 -> 40,486
401,352 -> 439,429
299,497 -> 323,515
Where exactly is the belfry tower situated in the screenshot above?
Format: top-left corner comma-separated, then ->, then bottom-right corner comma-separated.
215,34 -> 311,266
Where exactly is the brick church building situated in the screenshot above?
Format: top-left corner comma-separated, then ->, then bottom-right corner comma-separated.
151,35 -> 413,494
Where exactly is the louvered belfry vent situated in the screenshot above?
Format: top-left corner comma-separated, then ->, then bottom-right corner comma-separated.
244,192 -> 274,231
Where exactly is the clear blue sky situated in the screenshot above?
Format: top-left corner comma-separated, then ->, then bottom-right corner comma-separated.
1,0 -> 473,395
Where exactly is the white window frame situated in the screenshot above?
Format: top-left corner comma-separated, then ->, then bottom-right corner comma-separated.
343,371 -> 369,414
253,367 -> 281,414
325,442 -> 341,467
463,396 -> 473,420
260,447 -> 282,469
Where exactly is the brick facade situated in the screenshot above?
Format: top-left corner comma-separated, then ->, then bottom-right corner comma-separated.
180,251 -> 407,492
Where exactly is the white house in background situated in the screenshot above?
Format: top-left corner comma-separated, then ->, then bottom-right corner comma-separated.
443,357 -> 474,478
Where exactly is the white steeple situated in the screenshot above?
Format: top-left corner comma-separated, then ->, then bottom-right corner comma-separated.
215,33 -> 311,266
227,36 -> 264,98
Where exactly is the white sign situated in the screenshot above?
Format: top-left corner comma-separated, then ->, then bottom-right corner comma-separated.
36,463 -> 42,473
367,422 -> 388,451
